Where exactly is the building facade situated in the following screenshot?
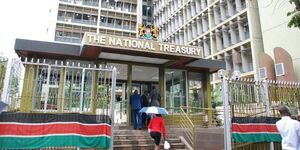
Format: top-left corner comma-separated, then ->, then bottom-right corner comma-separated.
257,0 -> 300,81
51,0 -> 147,44
153,0 -> 264,83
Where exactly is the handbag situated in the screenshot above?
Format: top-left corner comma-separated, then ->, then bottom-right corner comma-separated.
164,140 -> 170,149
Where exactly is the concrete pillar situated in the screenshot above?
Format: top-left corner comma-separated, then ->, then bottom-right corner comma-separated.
174,0 -> 178,11
191,1 -> 196,17
201,0 -> 206,9
184,27 -> 188,43
170,1 -> 174,13
229,21 -> 238,45
235,0 -> 242,12
220,1 -> 226,21
196,17 -> 203,36
192,21 -> 197,38
175,33 -> 179,44
225,52 -> 232,71
204,37 -> 210,56
227,0 -> 235,16
210,33 -> 217,53
216,29 -> 223,51
168,21 -> 171,34
178,11 -> 183,26
187,24 -> 192,41
195,0 -> 201,13
174,14 -> 178,29
202,14 -> 208,32
222,26 -> 230,48
213,6 -> 220,25
241,46 -> 249,72
232,49 -> 240,71
179,30 -> 184,44
186,4 -> 191,20
238,18 -> 246,41
178,0 -> 182,8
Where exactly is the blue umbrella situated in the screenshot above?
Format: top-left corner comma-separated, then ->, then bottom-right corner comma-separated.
139,106 -> 168,115
0,101 -> 8,113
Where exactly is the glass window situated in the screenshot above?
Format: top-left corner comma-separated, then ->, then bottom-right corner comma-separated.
124,3 -> 130,12
56,31 -> 63,36
83,14 -> 89,20
101,0 -> 108,8
131,4 -> 137,13
165,69 -> 187,112
142,5 -> 147,16
73,32 -> 81,38
116,1 -> 123,10
100,16 -> 107,23
109,1 -> 115,9
74,13 -> 82,19
116,19 -> 122,25
58,11 -> 64,17
188,72 -> 204,110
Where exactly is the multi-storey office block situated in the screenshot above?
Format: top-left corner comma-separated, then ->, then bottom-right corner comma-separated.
153,0 -> 263,82
54,0 -> 140,44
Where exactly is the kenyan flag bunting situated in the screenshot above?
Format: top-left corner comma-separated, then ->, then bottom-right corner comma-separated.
232,117 -> 282,142
0,112 -> 111,149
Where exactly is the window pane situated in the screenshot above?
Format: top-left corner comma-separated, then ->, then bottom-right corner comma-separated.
188,72 -> 204,110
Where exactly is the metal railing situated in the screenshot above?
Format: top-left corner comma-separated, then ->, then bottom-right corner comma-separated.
2,59 -> 117,149
165,106 -> 224,150
220,75 -> 300,150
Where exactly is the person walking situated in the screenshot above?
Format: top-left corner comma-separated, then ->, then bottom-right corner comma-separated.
148,114 -> 167,150
276,105 -> 300,150
149,86 -> 161,106
142,91 -> 149,127
130,90 -> 142,129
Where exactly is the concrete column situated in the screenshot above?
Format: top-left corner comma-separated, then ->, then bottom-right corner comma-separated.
241,46 -> 249,72
168,5 -> 171,16
216,29 -> 223,51
186,4 -> 191,20
232,49 -> 240,71
191,1 -> 196,17
229,21 -> 238,45
178,11 -> 182,26
171,19 -> 175,33
126,64 -> 132,125
175,33 -> 179,44
196,17 -> 203,36
195,0 -> 201,13
201,0 -> 206,9
178,0 -> 182,8
227,0 -> 235,16
213,6 -> 220,25
210,33 -> 217,53
204,37 -> 210,56
192,21 -> 197,38
225,52 -> 232,71
238,18 -> 246,41
222,26 -> 230,48
179,30 -> 184,44
202,14 -> 208,32
235,0 -> 242,12
168,21 -> 171,34
174,14 -> 178,29
187,24 -> 192,41
184,27 -> 188,43
174,0 -> 178,12
220,1 -> 226,21
170,1 -> 174,13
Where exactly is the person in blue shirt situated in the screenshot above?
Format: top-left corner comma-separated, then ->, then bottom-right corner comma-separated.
130,90 -> 142,129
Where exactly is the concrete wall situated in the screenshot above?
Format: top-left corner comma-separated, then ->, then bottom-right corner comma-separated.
257,0 -> 300,81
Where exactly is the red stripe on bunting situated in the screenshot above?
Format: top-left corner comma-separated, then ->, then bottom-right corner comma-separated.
232,124 -> 279,133
0,123 -> 111,136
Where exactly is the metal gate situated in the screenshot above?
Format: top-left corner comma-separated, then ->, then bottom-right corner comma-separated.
220,72 -> 300,150
2,58 -> 117,149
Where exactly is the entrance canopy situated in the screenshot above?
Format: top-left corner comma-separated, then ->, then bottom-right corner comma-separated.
15,33 -> 225,72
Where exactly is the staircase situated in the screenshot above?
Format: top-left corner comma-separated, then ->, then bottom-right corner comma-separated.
113,126 -> 187,150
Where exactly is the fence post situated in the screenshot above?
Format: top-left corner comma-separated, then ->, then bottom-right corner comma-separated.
262,80 -> 274,150
219,70 -> 232,150
110,67 -> 117,150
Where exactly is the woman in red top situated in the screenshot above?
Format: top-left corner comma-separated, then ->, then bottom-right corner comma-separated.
148,114 -> 167,150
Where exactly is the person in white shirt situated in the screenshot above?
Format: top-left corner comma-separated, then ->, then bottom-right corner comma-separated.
276,105 -> 300,150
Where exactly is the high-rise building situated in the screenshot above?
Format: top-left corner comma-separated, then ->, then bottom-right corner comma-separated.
153,0 -> 264,83
51,0 -> 154,44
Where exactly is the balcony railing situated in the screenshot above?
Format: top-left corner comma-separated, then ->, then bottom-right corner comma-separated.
59,0 -> 99,7
100,22 -> 136,31
57,17 -> 97,26
55,36 -> 82,43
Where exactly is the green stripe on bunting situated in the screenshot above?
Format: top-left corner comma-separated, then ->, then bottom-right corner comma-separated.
232,133 -> 282,143
0,135 -> 110,149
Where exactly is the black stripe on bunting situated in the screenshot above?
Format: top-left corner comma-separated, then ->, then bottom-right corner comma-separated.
0,112 -> 111,124
232,117 -> 281,124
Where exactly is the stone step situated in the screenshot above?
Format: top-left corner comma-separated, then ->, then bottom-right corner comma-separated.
114,135 -> 153,140
114,138 -> 181,145
113,143 -> 186,150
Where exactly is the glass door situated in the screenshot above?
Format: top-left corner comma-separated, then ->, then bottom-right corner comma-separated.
165,69 -> 187,113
